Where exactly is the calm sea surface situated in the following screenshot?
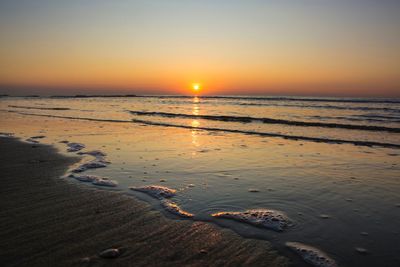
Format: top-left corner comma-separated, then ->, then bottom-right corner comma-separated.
1,95 -> 399,267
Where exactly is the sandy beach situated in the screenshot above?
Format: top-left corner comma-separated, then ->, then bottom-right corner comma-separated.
1,1 -> 399,266
0,137 -> 288,267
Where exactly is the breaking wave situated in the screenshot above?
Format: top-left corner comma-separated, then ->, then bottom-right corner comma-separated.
128,110 -> 400,133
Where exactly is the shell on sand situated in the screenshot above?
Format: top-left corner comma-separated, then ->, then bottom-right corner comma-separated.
130,185 -> 176,199
286,242 -> 338,267
211,209 -> 290,232
161,199 -> 194,218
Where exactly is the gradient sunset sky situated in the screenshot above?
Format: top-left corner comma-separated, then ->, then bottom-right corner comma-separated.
0,0 -> 399,97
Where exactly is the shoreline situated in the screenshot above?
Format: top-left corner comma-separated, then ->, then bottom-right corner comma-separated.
0,137 -> 288,267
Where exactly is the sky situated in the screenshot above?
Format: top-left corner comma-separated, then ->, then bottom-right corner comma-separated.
0,0 -> 399,97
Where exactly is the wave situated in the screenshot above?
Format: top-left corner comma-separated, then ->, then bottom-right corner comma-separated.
309,115 -> 400,123
130,118 -> 400,149
128,110 -> 400,133
51,94 -> 137,98
4,110 -> 399,149
3,110 -> 130,123
355,114 -> 400,121
49,95 -> 400,104
202,96 -> 400,104
8,105 -> 71,111
238,102 -> 400,113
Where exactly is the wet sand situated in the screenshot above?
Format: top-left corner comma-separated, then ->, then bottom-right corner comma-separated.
0,137 -> 288,267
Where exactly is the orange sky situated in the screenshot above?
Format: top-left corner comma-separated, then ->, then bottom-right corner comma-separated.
0,1 -> 399,97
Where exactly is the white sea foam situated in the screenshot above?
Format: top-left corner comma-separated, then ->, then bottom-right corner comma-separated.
67,142 -> 85,152
130,185 -> 176,199
92,177 -> 118,187
161,199 -> 194,218
26,138 -> 40,144
0,132 -> 14,137
130,186 -> 190,217
26,135 -> 46,143
30,135 -> 46,139
72,161 -> 107,173
69,174 -> 117,187
77,150 -> 110,163
286,242 -> 338,267
69,174 -> 98,182
78,150 -> 107,158
211,209 -> 290,232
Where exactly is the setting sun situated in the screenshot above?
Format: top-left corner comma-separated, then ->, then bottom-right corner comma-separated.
192,83 -> 201,93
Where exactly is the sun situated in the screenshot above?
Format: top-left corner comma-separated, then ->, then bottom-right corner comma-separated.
192,83 -> 201,92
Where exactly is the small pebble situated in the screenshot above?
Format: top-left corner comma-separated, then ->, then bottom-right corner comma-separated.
355,247 -> 369,254
320,214 -> 331,219
199,249 -> 208,254
248,188 -> 260,192
99,248 -> 120,258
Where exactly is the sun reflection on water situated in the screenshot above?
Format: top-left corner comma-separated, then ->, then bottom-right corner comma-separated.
191,97 -> 201,150
191,120 -> 200,128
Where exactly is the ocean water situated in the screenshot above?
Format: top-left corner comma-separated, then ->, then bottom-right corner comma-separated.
1,95 -> 399,266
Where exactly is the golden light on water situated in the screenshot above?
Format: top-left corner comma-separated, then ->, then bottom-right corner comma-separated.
191,120 -> 200,128
191,96 -> 201,149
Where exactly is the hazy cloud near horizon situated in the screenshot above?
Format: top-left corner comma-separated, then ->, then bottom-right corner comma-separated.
0,0 -> 399,97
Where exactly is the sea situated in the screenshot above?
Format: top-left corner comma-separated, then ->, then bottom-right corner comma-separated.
1,95 -> 399,267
